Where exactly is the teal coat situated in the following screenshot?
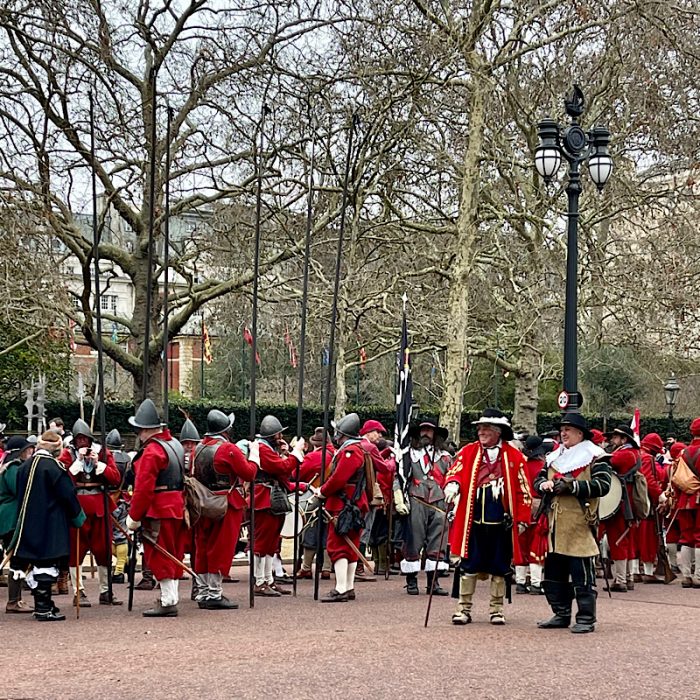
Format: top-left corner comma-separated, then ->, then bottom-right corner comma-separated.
0,455 -> 22,538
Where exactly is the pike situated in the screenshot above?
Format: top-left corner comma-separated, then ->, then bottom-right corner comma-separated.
89,93 -> 113,605
248,103 -> 271,608
76,527 -> 81,619
161,106 -> 173,423
292,100 -> 317,597
314,113 -> 359,601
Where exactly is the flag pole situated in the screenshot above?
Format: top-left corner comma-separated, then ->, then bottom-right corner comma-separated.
293,103 -> 316,597
89,93 -> 112,605
249,103 -> 270,608
314,113 -> 358,601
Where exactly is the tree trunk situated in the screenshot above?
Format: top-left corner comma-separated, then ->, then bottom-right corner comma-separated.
333,325 -> 348,422
439,72 -> 487,442
512,342 -> 540,434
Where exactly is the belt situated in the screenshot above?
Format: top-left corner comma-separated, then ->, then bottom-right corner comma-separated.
76,488 -> 101,497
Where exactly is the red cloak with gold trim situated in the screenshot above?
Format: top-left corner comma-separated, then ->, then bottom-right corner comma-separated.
445,441 -> 532,561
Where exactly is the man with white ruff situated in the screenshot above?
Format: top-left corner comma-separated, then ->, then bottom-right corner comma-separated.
534,413 -> 612,633
444,408 -> 532,625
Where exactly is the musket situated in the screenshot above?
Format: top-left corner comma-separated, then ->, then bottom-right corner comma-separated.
292,98 -> 316,597
248,103 -> 271,608
653,510 -> 677,584
127,526 -> 138,612
313,112 -> 358,601
89,93 -> 113,605
424,503 -> 451,628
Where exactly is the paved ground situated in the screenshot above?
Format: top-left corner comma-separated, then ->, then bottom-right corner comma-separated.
3,572 -> 699,699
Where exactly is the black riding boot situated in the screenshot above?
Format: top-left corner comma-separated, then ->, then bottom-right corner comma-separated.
571,587 -> 596,633
537,580 -> 573,628
426,571 -> 449,596
33,580 -> 65,622
405,572 -> 419,595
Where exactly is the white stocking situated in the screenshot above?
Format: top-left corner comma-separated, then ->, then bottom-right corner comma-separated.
69,566 -> 84,593
264,555 -> 274,585
159,578 -> 179,607
334,559 -> 349,594
254,555 -> 265,586
347,562 -> 357,591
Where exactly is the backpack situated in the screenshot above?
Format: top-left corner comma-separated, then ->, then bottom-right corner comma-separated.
630,468 -> 651,520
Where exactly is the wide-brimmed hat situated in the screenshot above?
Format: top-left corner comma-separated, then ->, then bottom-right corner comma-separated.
360,419 -> 387,436
523,435 -> 548,458
608,424 -> 639,447
556,412 -> 592,441
472,408 -> 514,442
641,432 -> 664,454
309,426 -> 332,448
413,418 -> 448,442
5,436 -> 32,454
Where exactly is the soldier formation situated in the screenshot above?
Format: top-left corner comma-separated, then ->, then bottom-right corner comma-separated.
1,405 -> 698,631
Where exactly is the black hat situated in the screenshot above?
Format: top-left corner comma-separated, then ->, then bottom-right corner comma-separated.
472,408 -> 514,442
205,409 -> 234,436
106,429 -> 123,448
72,418 -> 94,441
128,399 -> 163,430
556,412 -> 592,441
610,424 -> 638,448
5,436 -> 32,453
180,418 -> 201,443
257,415 -> 287,439
523,435 -> 549,458
332,413 -> 361,440
417,419 -> 449,442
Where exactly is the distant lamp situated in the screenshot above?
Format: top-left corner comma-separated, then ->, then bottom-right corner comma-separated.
664,373 -> 680,412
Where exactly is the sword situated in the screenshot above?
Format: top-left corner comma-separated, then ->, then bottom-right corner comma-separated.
320,507 -> 374,574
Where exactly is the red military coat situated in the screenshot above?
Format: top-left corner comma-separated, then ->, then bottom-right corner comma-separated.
201,436 -> 257,510
640,449 -> 664,505
251,441 -> 300,511
59,446 -> 121,518
130,429 -> 185,522
320,440 -> 369,515
677,439 -> 700,510
299,445 -> 335,484
445,441 -> 532,561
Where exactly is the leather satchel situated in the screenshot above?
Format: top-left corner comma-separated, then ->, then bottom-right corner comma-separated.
672,457 -> 700,495
269,483 -> 292,515
184,475 -> 228,525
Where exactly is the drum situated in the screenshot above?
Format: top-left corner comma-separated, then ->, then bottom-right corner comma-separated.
280,503 -> 306,538
598,474 -> 623,520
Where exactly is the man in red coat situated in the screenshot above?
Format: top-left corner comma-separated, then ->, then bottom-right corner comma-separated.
251,415 -> 305,596
59,418 -> 121,607
126,399 -> 187,617
313,413 -> 369,603
676,418 -> 700,588
637,433 -> 667,583
192,410 -> 258,609
444,408 -> 531,625
600,424 -> 641,591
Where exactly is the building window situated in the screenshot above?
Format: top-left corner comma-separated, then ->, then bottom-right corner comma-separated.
101,294 -> 118,313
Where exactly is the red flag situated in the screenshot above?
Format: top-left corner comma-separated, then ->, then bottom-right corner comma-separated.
284,325 -> 298,369
243,326 -> 261,366
630,408 -> 640,444
202,323 -> 213,365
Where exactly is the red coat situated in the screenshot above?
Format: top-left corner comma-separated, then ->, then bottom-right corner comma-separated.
640,450 -> 664,504
677,439 -> 700,510
299,446 -> 335,484
445,441 -> 532,561
201,436 -> 257,510
377,448 -> 397,503
59,446 -> 120,518
130,429 -> 185,521
525,457 -> 545,492
251,441 -> 300,511
320,441 -> 369,514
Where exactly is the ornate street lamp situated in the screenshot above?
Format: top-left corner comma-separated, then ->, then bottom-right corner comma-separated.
535,85 -> 613,413
664,373 -> 680,432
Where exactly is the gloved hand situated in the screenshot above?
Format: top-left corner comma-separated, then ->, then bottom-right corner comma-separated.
394,489 -> 409,516
95,461 -> 107,475
247,440 -> 260,467
126,515 -> 141,531
553,477 -> 574,495
443,482 -> 460,504
291,437 -> 306,462
69,460 -> 83,476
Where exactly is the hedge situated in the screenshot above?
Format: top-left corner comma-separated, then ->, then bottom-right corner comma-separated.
1,398 -> 693,446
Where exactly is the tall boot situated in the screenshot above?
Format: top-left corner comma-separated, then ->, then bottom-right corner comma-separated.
33,580 -> 65,622
426,570 -> 449,596
405,572 -> 419,596
489,575 -> 506,625
56,569 -> 69,595
538,580 -> 573,628
679,546 -> 693,587
452,573 -> 477,625
6,574 -> 33,613
571,586 -> 597,633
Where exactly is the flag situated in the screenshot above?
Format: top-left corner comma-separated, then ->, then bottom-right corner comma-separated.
202,322 -> 213,365
630,408 -> 640,444
243,325 -> 261,366
394,310 -> 413,486
284,325 -> 298,369
68,319 -> 77,352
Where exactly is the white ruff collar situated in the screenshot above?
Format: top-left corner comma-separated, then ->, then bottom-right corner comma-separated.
546,440 -> 604,474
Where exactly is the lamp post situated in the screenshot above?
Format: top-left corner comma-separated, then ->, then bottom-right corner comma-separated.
664,373 -> 680,434
535,85 -> 613,413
